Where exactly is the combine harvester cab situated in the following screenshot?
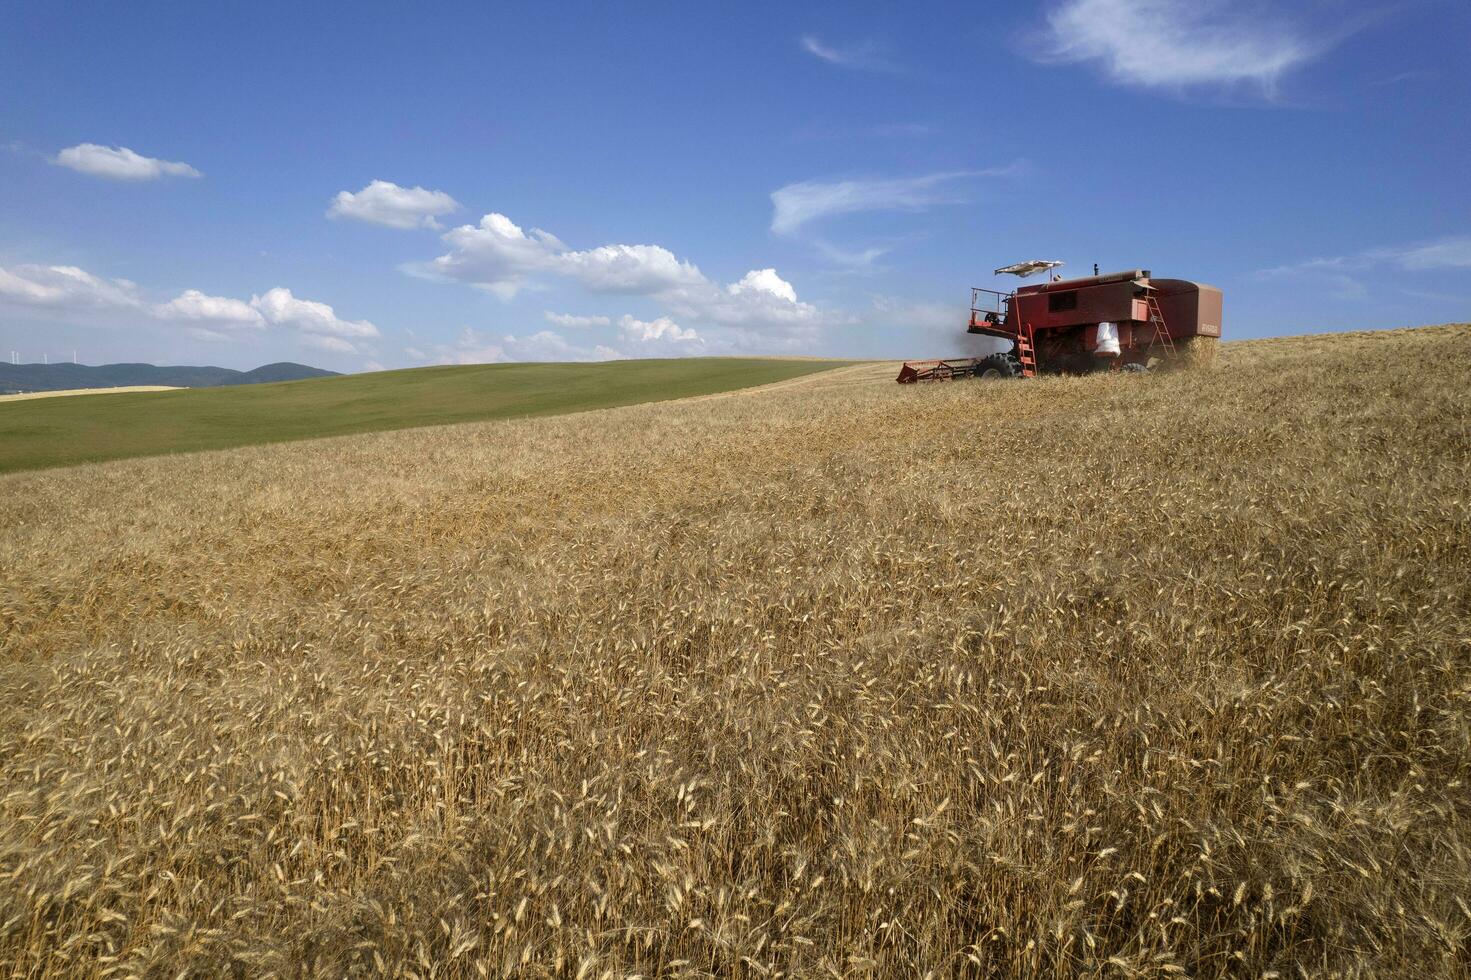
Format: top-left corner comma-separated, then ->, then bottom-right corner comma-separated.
898,263 -> 1222,382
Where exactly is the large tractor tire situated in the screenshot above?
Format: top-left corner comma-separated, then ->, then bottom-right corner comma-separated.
974,353 -> 1023,380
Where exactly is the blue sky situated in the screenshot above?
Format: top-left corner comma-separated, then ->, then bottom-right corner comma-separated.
2,0 -> 1466,371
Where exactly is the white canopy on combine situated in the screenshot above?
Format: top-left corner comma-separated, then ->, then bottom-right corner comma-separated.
993,260 -> 1065,277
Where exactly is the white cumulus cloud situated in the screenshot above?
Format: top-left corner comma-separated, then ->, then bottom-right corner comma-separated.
0,267 -> 62,305
728,268 -> 797,303
0,264 -> 142,310
0,261 -> 381,357
556,244 -> 706,294
328,179 -> 460,230
250,287 -> 380,345
618,315 -> 701,344
428,213 -> 566,298
418,211 -> 833,349
153,289 -> 265,327
544,311 -> 612,328
53,143 -> 201,180
667,268 -> 822,333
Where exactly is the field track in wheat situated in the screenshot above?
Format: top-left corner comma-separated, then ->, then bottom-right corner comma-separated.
2,324 -> 1469,977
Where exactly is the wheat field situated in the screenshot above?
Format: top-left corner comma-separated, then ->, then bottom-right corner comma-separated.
2,325 -> 1469,977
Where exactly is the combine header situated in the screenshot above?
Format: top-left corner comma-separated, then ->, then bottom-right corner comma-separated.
894,359 -> 989,383
898,263 -> 1222,382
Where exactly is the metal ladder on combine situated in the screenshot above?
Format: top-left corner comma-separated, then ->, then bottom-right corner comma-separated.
1015,321 -> 1038,378
1144,295 -> 1176,358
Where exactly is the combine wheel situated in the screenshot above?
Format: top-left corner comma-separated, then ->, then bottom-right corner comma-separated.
975,353 -> 1022,380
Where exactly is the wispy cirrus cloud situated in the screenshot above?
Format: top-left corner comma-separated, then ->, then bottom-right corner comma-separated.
1255,235 -> 1471,300
1033,0 -> 1360,93
53,143 -> 201,180
811,240 -> 891,272
800,36 -> 896,72
1370,69 -> 1434,88
1391,238 -> 1471,271
770,165 -> 1022,235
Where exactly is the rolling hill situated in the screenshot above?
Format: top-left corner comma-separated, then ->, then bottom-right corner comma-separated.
0,360 -> 336,394
0,357 -> 854,473
1,325 -> 1467,976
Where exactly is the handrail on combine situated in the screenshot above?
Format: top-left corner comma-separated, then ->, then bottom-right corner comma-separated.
964,286 -> 1012,313
969,287 -> 1016,335
970,287 -> 1013,319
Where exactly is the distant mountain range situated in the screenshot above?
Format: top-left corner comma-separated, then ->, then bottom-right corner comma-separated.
0,361 -> 338,394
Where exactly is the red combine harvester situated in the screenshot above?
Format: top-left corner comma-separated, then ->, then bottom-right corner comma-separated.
897,262 -> 1222,382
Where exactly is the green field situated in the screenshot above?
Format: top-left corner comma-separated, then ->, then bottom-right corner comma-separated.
0,358 -> 852,474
